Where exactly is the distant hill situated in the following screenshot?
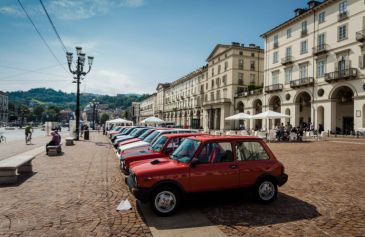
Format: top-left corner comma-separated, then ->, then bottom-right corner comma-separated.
7,88 -> 148,110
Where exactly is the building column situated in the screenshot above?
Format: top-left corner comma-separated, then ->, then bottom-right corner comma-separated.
354,98 -> 365,131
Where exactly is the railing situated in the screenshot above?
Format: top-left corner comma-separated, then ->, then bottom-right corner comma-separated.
250,88 -> 263,96
325,68 -> 358,82
312,44 -> 328,56
338,11 -> 348,22
356,29 -> 365,42
273,42 -> 279,49
235,91 -> 249,97
265,84 -> 283,93
290,77 -> 314,88
301,29 -> 307,37
281,56 -> 294,65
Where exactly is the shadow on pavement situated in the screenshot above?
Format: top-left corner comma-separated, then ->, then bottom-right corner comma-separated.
136,190 -> 320,230
0,172 -> 38,188
196,190 -> 321,227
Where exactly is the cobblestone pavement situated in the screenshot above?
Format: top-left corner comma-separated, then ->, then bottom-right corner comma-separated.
200,140 -> 365,237
0,133 -> 151,237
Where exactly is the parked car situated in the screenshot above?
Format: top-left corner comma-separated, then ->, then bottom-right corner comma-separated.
117,128 -> 157,148
113,127 -> 150,147
107,126 -> 124,138
126,135 -> 288,216
120,133 -> 203,174
111,127 -> 136,142
118,129 -> 198,156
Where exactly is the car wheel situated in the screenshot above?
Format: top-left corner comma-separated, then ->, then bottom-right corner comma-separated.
255,179 -> 277,204
151,186 -> 181,216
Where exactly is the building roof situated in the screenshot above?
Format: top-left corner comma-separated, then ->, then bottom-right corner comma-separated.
260,0 -> 334,38
170,65 -> 208,87
206,43 -> 263,61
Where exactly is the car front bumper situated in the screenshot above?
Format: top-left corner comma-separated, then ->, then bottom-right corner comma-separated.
126,175 -> 151,203
276,173 -> 288,186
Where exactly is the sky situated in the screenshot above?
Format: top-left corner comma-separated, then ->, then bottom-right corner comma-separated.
0,0 -> 310,95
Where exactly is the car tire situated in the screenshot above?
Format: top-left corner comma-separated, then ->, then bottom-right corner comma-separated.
150,186 -> 181,216
255,179 -> 277,204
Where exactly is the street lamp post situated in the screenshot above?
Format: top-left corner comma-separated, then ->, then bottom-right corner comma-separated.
89,99 -> 99,130
66,47 -> 94,140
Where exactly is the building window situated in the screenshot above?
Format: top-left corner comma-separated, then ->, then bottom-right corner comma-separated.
273,51 -> 279,63
211,68 -> 215,76
224,61 -> 228,71
318,33 -> 325,47
300,40 -> 308,54
250,74 -> 255,85
216,77 -> 220,87
286,46 -> 292,57
272,72 -> 279,85
223,88 -> 227,98
250,61 -> 255,70
205,83 -> 208,90
239,51 -> 243,55
251,53 -> 255,57
339,1 -> 347,13
302,21 -> 307,31
317,59 -> 326,77
285,68 -> 292,84
273,35 -> 279,48
218,65 -> 221,74
299,64 -> 308,79
319,11 -> 325,24
211,79 -> 214,88
238,73 -> 244,85
338,24 -> 347,41
222,75 -> 227,85
216,90 -> 221,100
287,28 -> 292,38
225,53 -> 227,58
210,92 -> 214,101
239,59 -> 244,70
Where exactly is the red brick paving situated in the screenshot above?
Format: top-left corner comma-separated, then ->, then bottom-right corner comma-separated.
0,133 -> 151,237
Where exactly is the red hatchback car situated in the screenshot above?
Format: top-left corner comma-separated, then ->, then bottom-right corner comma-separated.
127,135 -> 288,216
120,133 -> 203,174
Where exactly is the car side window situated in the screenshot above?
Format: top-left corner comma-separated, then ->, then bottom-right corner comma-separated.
235,142 -> 270,161
197,142 -> 233,164
165,138 -> 184,154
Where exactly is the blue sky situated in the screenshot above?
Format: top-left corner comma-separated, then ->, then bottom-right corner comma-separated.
0,0 -> 309,95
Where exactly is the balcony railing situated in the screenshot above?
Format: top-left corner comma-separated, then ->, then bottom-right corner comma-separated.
273,42 -> 279,49
356,29 -> 365,42
235,91 -> 249,97
203,98 -> 231,106
338,11 -> 348,22
281,56 -> 294,65
265,84 -> 283,93
325,68 -> 358,83
250,88 -> 263,96
313,44 -> 328,56
290,77 -> 314,88
301,29 -> 307,37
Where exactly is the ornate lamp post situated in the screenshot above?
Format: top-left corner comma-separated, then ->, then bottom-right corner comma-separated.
66,47 -> 94,140
89,99 -> 99,130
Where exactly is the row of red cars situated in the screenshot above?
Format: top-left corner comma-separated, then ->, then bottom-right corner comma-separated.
108,126 -> 288,216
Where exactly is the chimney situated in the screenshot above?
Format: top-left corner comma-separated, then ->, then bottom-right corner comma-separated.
294,8 -> 305,16
241,43 -> 245,47
307,0 -> 321,9
249,44 -> 256,48
232,42 -> 240,46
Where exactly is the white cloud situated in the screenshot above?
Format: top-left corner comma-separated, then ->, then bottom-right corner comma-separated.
84,69 -> 146,95
0,6 -> 23,16
47,0 -> 145,20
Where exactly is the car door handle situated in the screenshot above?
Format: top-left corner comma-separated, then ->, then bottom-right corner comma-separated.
229,165 -> 238,169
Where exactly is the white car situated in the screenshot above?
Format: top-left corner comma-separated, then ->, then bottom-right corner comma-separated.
118,129 -> 198,154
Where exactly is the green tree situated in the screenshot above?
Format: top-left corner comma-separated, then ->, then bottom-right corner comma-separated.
100,113 -> 109,124
33,105 -> 45,122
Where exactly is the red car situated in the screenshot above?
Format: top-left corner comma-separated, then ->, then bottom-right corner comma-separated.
127,135 -> 288,216
120,133 -> 203,174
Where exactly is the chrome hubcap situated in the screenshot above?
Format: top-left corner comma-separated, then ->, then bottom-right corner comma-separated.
258,181 -> 275,201
155,191 -> 176,213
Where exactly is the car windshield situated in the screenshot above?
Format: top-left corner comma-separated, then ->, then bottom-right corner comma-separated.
129,128 -> 140,136
144,131 -> 160,143
150,135 -> 168,152
139,130 -> 152,139
170,138 -> 200,163
121,127 -> 133,135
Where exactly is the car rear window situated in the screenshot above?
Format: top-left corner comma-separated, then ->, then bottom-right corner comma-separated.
144,131 -> 160,143
235,142 -> 269,161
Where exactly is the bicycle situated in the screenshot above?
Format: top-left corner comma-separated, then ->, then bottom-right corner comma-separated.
0,133 -> 6,144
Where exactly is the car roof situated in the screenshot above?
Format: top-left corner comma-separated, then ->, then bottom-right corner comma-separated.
188,135 -> 263,142
162,133 -> 204,139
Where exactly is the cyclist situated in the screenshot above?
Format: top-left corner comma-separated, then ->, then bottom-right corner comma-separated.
25,124 -> 33,144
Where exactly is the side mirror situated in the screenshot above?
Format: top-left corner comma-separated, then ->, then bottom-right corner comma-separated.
190,157 -> 199,167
